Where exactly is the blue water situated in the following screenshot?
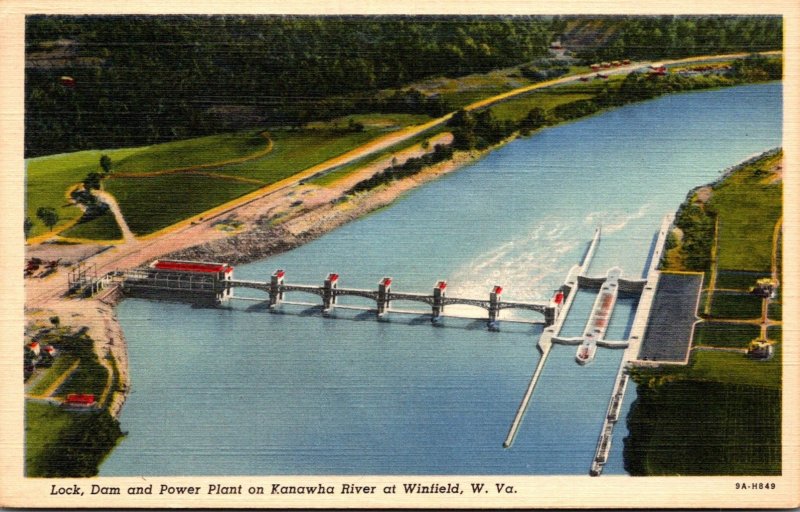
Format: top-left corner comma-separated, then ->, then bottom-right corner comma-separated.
101,83 -> 781,476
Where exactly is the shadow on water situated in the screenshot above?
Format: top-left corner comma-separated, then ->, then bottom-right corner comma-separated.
236,298 -> 545,335
640,230 -> 662,278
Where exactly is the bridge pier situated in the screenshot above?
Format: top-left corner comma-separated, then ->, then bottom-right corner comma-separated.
377,277 -> 392,317
432,281 -> 447,322
322,273 -> 338,314
488,285 -> 503,328
269,269 -> 285,309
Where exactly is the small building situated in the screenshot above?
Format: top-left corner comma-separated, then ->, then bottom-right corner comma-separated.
747,340 -> 774,360
751,278 -> 778,299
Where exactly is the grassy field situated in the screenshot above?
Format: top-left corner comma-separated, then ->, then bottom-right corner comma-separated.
25,147 -> 147,238
767,325 -> 781,341
489,76 -> 625,122
310,130 -> 445,186
105,174 -> 260,236
53,356 -> 109,398
111,130 -> 268,175
26,354 -> 78,396
708,292 -> 764,319
305,113 -> 431,131
714,270 -> 771,290
693,322 -> 760,348
25,401 -> 79,474
25,401 -> 123,477
211,129 -> 382,183
710,153 -> 782,272
624,380 -> 781,475
60,211 -> 123,240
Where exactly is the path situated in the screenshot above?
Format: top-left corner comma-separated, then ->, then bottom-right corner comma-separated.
95,190 -> 137,244
704,217 -> 720,315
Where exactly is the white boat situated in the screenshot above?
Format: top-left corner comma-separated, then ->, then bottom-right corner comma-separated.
576,342 -> 597,365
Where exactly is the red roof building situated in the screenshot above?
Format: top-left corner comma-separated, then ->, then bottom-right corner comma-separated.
153,260 -> 233,274
65,393 -> 95,406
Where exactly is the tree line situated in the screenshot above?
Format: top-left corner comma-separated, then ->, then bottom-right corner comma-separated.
559,15 -> 782,63
25,15 -> 552,157
25,16 -> 782,157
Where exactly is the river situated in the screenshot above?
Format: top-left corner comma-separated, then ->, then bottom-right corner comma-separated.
101,82 -> 781,476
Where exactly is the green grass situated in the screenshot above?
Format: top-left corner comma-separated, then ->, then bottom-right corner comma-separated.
310,130 -> 445,186
487,75 -> 626,122
25,401 -> 123,477
25,401 -> 80,474
25,147 -> 146,238
60,211 -> 123,240
714,270 -> 771,290
768,301 -> 782,320
709,292 -> 763,319
53,356 -> 109,398
111,130 -> 268,175
647,347 -> 782,389
624,380 -> 781,475
709,154 -> 782,272
767,325 -> 781,341
211,129 -> 381,183
306,113 -> 431,131
26,354 -> 78,396
105,174 -> 260,236
693,322 -> 760,348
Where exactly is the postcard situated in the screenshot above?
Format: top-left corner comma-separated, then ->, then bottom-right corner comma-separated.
1,1 -> 798,508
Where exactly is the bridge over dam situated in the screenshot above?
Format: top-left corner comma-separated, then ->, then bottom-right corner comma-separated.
116,263 -> 560,328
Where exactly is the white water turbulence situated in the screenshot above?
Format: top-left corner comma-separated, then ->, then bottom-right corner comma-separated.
102,83 -> 781,476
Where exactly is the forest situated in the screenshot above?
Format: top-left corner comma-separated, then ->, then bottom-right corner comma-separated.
25,15 -> 782,157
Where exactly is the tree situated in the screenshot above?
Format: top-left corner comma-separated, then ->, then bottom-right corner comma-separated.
36,207 -> 59,232
100,154 -> 112,173
24,216 -> 34,238
83,172 -> 103,190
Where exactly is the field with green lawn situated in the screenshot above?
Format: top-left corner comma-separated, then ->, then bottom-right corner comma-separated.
489,76 -> 625,122
25,401 -> 123,477
105,174 -> 260,236
714,270 -> 771,290
25,147 -> 147,238
111,130 -> 269,175
26,354 -> 78,396
211,129 -> 381,183
693,322 -> 760,348
310,130 -> 445,186
61,211 -> 123,240
708,292 -> 764,319
53,356 -> 109,398
767,325 -> 781,341
710,153 -> 782,272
